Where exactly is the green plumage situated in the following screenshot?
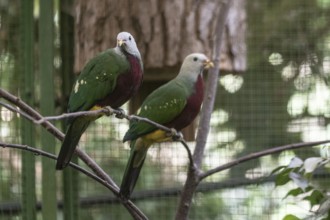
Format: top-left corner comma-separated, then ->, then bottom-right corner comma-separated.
123,80 -> 189,141
68,49 -> 130,112
120,79 -> 190,198
56,49 -> 129,170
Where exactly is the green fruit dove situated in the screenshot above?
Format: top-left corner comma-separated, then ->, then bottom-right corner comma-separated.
56,32 -> 143,170
120,53 -> 213,198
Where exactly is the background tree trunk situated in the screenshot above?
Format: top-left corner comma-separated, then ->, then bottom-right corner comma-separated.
73,0 -> 246,75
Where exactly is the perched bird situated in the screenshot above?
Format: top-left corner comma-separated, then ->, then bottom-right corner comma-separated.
56,32 -> 143,170
120,53 -> 213,198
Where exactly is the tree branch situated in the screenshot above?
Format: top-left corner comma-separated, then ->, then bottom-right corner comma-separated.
6,94 -> 194,166
35,105 -> 186,142
175,2 -> 231,219
0,141 -> 148,220
1,88 -> 195,219
0,88 -> 147,220
199,140 -> 330,180
0,90 -> 118,186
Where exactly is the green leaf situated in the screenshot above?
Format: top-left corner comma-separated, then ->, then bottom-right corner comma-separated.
284,187 -> 304,199
275,168 -> 292,186
303,190 -> 325,208
282,214 -> 301,220
270,165 -> 287,176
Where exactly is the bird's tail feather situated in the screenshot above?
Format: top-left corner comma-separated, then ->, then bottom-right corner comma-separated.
56,118 -> 90,170
120,140 -> 148,199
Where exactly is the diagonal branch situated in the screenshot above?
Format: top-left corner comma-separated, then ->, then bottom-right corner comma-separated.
0,101 -> 36,122
0,89 -> 117,186
0,141 -> 148,220
199,140 -> 330,180
0,88 -> 147,220
0,89 -> 117,185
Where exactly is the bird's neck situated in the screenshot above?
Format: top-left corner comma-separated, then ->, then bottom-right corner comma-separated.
116,47 -> 142,68
176,71 -> 201,86
175,73 -> 203,97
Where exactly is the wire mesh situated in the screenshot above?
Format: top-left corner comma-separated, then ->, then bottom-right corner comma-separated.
1,0 -> 330,220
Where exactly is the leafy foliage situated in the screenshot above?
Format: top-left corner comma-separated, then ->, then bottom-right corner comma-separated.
272,148 -> 330,219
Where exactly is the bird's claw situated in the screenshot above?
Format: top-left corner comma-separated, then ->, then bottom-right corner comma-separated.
115,108 -> 126,119
104,106 -> 114,116
170,129 -> 183,141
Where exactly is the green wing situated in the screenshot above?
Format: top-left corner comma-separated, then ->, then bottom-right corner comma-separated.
124,80 -> 189,140
68,49 -> 129,112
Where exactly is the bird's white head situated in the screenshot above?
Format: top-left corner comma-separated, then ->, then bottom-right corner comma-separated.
178,53 -> 214,80
116,32 -> 141,58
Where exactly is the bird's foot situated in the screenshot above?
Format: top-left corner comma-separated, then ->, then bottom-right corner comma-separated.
115,108 -> 126,119
168,128 -> 183,141
104,106 -> 114,116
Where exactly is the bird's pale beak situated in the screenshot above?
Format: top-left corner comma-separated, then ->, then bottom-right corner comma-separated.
203,59 -> 214,69
117,39 -> 124,46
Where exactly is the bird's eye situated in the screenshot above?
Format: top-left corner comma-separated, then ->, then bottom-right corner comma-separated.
193,57 -> 198,62
129,36 -> 132,41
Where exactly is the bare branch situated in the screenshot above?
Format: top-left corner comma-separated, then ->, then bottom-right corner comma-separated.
34,105 -> 184,140
34,108 -> 111,124
0,141 -> 148,220
175,2 -> 232,219
0,89 -> 117,185
199,140 -> 330,181
0,101 -> 36,122
179,140 -> 196,170
28,97 -> 195,166
0,88 -> 147,220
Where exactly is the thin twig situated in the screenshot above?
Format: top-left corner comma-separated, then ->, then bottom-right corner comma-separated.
34,107 -> 115,124
0,101 -> 36,122
179,140 -> 196,170
199,140 -> 330,180
0,141 -> 148,220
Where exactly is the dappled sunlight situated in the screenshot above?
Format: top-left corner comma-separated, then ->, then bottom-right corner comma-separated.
307,79 -> 330,116
281,62 -> 297,81
219,74 -> 244,93
269,52 -> 283,66
287,93 -> 308,117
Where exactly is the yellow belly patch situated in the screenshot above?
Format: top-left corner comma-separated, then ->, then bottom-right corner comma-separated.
142,129 -> 172,144
86,105 -> 104,119
90,105 -> 102,111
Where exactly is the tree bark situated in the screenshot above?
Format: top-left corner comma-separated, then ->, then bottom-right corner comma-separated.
73,0 -> 246,74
